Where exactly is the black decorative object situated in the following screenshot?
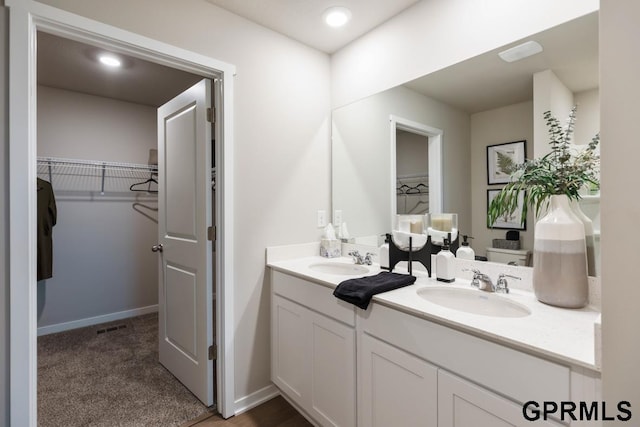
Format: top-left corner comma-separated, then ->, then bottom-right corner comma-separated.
382,232 -> 459,276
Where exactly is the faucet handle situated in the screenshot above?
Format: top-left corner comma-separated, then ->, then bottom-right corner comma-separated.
348,250 -> 364,264
364,252 -> 375,265
463,268 -> 482,287
496,273 -> 521,293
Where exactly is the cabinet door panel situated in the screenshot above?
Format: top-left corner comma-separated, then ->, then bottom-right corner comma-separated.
438,370 -> 562,427
360,334 -> 438,427
309,311 -> 356,427
272,295 -> 308,405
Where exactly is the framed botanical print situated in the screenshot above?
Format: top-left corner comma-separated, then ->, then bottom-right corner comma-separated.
487,189 -> 526,230
486,140 -> 526,185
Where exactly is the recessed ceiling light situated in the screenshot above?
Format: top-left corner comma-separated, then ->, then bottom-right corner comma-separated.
98,54 -> 122,68
498,41 -> 543,63
323,6 -> 352,28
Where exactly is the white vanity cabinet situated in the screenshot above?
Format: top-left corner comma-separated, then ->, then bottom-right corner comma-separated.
269,263 -> 601,427
359,333 -> 438,427
359,303 -> 598,427
271,270 -> 357,427
438,370 -> 561,427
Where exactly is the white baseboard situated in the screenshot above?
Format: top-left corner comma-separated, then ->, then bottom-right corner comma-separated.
234,384 -> 280,416
37,305 -> 159,336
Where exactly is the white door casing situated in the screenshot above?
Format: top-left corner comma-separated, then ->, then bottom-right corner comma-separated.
158,79 -> 213,406
7,1 -> 236,424
389,115 -> 444,229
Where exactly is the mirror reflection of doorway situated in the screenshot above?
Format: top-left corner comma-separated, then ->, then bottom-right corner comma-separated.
396,129 -> 430,215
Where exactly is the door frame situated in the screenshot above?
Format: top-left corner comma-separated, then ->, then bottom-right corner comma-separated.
389,115 -> 444,227
6,1 -> 236,424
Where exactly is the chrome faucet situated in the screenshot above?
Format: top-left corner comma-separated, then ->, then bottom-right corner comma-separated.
464,269 -> 521,293
348,250 -> 374,265
495,273 -> 521,294
468,269 -> 496,292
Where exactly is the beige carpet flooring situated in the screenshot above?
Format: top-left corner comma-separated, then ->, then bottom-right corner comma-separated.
38,313 -> 211,427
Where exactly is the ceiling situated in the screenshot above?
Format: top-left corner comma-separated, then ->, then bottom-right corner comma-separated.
37,7 -> 598,114
204,0 -> 422,54
37,32 -> 203,107
404,12 -> 599,113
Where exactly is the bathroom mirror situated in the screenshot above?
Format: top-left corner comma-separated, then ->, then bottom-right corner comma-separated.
331,12 -> 600,273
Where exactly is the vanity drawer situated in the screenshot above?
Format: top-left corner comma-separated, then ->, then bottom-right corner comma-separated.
271,270 -> 356,326
362,303 -> 570,405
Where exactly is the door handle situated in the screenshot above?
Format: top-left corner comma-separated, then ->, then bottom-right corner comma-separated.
151,244 -> 164,253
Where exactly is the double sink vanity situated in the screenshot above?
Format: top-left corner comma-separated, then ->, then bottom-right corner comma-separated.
267,243 -> 602,427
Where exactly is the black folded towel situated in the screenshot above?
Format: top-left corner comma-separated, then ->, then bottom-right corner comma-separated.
333,272 -> 416,310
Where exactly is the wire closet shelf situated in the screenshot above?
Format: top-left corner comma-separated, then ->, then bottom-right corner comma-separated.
37,156 -> 159,195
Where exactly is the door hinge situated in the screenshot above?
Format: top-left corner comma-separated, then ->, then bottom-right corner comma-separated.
207,226 -> 216,241
207,107 -> 215,123
208,344 -> 217,360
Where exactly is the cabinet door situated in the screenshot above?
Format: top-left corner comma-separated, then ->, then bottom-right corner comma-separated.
438,370 -> 562,427
308,311 -> 356,427
272,295 -> 309,407
359,334 -> 438,427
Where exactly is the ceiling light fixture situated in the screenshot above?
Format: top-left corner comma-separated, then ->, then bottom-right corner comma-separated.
323,6 -> 352,28
498,41 -> 543,63
98,54 -> 122,68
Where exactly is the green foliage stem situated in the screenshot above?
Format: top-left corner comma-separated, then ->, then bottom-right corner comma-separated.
487,106 -> 600,228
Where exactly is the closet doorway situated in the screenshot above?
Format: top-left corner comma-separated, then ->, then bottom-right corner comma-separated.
35,31 -> 217,424
7,3 -> 236,421
389,115 -> 444,225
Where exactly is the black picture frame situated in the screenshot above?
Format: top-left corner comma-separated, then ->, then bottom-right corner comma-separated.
486,140 -> 526,185
487,189 -> 527,230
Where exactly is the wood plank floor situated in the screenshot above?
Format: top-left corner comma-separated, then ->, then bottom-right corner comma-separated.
181,396 -> 313,427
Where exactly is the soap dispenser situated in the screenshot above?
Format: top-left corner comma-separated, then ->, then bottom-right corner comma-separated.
379,239 -> 390,269
436,238 -> 455,283
456,235 -> 475,260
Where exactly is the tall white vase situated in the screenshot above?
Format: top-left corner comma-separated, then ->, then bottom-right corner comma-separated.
570,199 -> 596,277
533,195 -> 588,308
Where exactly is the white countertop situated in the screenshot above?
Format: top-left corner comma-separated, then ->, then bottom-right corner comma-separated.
268,255 -> 601,372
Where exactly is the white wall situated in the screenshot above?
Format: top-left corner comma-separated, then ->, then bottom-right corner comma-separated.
331,0 -> 599,108
470,101 -> 534,258
36,86 -> 158,330
574,89 -> 600,146
533,70 -> 574,158
38,86 -> 157,162
35,0 -> 332,404
600,0 -> 640,411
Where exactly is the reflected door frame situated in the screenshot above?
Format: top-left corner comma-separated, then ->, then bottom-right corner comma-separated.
389,115 -> 443,229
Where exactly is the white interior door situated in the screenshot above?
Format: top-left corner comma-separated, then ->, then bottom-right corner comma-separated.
157,79 -> 213,406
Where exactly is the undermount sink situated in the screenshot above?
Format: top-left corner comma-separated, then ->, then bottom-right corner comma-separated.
416,287 -> 531,318
308,262 -> 369,276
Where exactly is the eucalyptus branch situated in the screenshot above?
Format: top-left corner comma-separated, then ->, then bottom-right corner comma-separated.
487,107 -> 600,229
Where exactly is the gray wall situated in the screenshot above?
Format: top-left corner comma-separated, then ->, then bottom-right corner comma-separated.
1,3 -> 8,424
601,0 -> 640,411
36,86 -> 158,330
470,101 -> 534,257
0,0 -> 9,425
